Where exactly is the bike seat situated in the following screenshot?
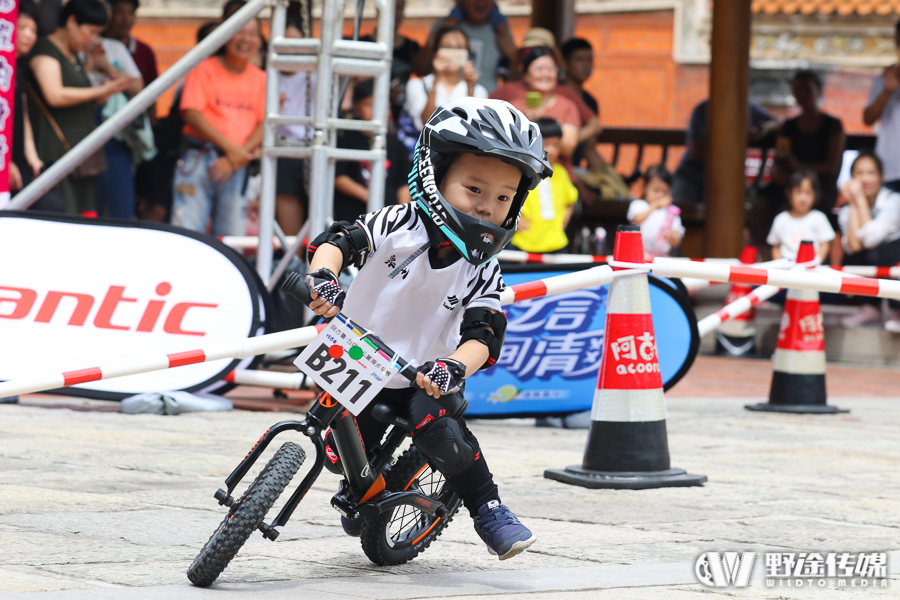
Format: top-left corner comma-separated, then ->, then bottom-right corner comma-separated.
371,403 -> 412,432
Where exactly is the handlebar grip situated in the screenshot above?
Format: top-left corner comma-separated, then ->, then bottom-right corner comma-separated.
282,271 -> 314,306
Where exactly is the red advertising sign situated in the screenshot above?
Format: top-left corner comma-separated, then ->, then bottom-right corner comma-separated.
0,0 -> 16,208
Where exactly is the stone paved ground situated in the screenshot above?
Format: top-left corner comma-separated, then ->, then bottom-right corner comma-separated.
0,357 -> 898,599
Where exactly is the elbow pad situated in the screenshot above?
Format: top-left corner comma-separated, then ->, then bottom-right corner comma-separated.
459,307 -> 507,369
307,221 -> 371,269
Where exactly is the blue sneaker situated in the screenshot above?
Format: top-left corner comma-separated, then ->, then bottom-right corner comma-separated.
341,515 -> 363,537
473,501 -> 536,560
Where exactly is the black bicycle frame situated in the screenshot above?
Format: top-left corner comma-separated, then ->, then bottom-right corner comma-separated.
213,277 -> 448,539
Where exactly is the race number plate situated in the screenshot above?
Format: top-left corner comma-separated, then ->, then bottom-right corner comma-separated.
294,314 -> 398,415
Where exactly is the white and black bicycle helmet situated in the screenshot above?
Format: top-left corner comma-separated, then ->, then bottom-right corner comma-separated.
409,98 -> 553,265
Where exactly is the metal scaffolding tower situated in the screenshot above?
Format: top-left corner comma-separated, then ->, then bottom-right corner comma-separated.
4,0 -> 394,291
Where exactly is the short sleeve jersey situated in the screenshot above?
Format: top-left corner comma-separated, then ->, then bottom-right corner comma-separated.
766,209 -> 835,260
179,57 -> 266,146
341,204 -> 505,388
627,199 -> 686,258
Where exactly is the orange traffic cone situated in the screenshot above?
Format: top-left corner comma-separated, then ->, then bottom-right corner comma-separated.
716,245 -> 758,356
746,240 -> 846,414
544,225 -> 707,489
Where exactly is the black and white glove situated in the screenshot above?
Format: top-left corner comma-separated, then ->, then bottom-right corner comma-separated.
417,358 -> 466,395
305,268 -> 345,309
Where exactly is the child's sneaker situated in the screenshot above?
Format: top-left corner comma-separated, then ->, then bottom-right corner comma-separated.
340,515 -> 363,537
473,500 -> 535,560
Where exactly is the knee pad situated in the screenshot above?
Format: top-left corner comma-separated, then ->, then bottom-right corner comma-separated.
413,417 -> 476,477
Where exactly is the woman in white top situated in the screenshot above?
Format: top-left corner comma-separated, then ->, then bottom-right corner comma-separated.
837,152 -> 900,330
404,25 -> 488,131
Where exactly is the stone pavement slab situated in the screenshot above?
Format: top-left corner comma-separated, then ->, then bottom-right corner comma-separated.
0,394 -> 898,598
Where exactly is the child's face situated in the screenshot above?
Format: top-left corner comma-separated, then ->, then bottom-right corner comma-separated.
354,96 -> 374,122
645,177 -> 672,206
543,136 -> 561,165
285,25 -> 303,39
439,154 -> 521,228
789,179 -> 816,215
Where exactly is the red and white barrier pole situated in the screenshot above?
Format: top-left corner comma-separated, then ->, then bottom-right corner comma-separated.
220,236 -> 301,250
0,266 -> 625,398
497,264 -> 619,304
0,324 -> 328,398
497,250 -> 612,264
825,265 -> 900,280
697,285 -> 780,337
650,258 -> 900,300
225,369 -> 310,390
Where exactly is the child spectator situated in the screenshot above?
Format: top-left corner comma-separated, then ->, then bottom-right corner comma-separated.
838,152 -> 900,330
510,118 -> 577,253
103,0 -> 159,103
86,36 -> 145,220
170,19 -> 265,236
767,170 -> 834,262
627,165 -> 684,258
333,79 -> 411,223
404,25 -> 487,131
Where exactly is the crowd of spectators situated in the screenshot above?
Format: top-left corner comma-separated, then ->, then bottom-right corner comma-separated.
10,0 -> 900,331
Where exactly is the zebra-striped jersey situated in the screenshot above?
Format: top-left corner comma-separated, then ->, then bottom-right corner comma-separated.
341,203 -> 505,388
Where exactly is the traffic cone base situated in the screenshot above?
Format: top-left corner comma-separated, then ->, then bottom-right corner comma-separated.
746,368 -> 846,413
544,466 -> 708,490
714,331 -> 757,357
582,419 -> 670,472
543,225 -> 705,490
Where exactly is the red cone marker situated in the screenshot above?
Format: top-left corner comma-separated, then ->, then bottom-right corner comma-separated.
545,225 -> 707,489
747,240 -> 846,413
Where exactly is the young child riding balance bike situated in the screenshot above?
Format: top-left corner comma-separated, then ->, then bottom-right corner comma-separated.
305,97 -> 552,560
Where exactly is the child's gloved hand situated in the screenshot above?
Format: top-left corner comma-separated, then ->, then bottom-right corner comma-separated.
416,358 -> 466,398
305,268 -> 344,318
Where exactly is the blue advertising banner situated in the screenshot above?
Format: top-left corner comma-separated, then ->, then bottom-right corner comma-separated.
465,271 -> 698,417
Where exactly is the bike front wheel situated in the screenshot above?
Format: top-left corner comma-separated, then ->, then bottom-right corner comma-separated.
360,447 -> 461,566
187,441 -> 306,587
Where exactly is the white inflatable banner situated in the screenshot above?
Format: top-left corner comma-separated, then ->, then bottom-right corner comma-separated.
0,213 -> 263,399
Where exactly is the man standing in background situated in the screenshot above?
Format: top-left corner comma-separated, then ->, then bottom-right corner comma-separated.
863,18 -> 900,192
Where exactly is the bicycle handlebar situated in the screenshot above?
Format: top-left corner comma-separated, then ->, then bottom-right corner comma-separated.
281,272 -> 418,385
281,272 -> 469,419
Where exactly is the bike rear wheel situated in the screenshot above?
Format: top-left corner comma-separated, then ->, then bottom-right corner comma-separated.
187,441 -> 305,587
360,447 -> 461,566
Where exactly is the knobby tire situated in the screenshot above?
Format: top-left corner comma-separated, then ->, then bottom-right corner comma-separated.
187,441 -> 305,587
360,447 -> 461,566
